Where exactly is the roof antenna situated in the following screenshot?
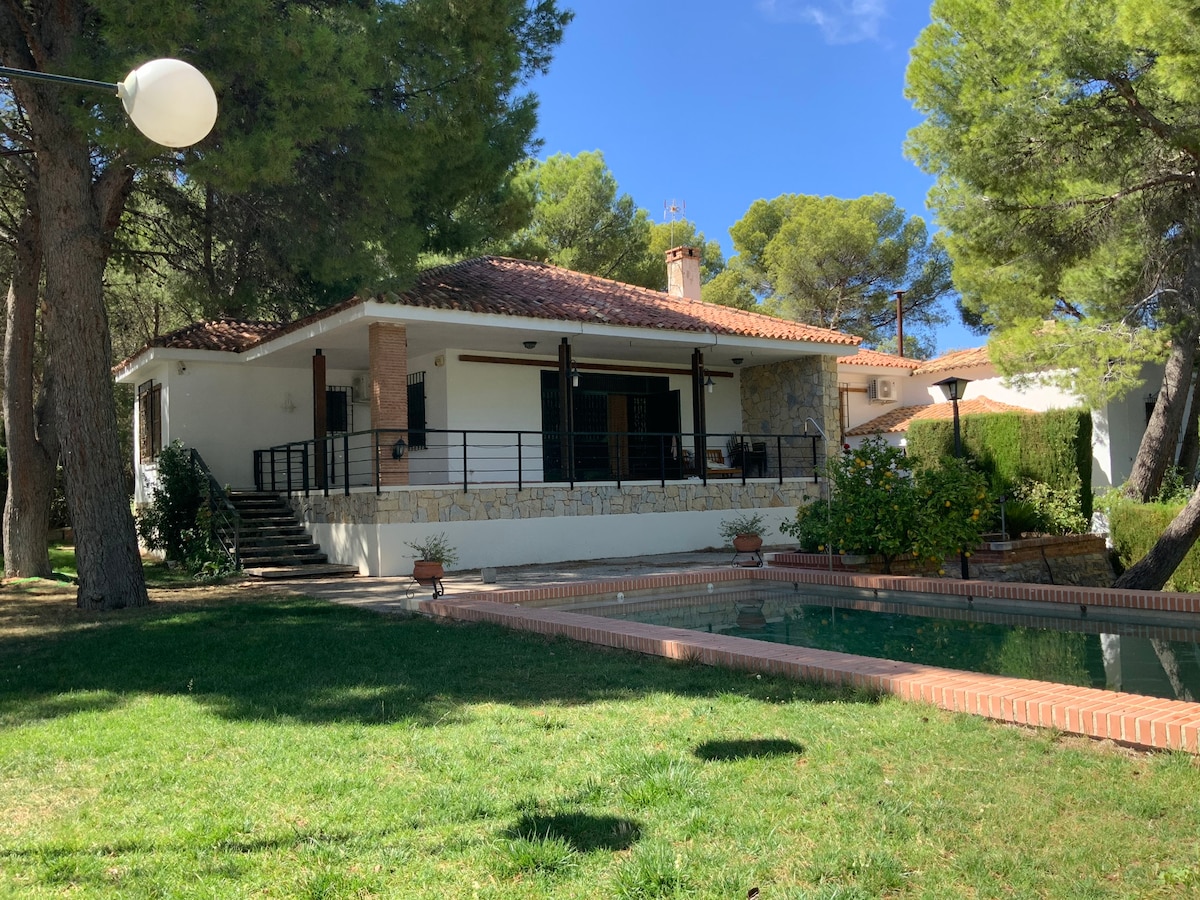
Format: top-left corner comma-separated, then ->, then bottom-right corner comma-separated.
664,199 -> 686,246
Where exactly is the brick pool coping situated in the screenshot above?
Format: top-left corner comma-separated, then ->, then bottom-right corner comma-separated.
425,566 -> 1200,753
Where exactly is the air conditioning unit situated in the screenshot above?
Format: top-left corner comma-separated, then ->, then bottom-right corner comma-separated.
868,377 -> 898,403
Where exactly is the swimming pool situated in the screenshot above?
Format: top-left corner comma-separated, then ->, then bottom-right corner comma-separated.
581,581 -> 1200,702
432,567 -> 1200,751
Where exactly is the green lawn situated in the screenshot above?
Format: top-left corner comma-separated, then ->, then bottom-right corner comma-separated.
1,587 -> 1199,898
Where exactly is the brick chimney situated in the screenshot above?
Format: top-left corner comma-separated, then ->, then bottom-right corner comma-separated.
666,246 -> 702,301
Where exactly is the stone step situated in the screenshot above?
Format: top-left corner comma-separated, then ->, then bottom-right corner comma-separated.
243,563 -> 359,580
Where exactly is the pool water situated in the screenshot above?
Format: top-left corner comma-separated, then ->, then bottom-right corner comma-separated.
607,585 -> 1200,703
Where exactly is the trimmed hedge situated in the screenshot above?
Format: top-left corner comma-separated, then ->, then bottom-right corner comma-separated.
907,408 -> 1093,522
1106,496 -> 1200,592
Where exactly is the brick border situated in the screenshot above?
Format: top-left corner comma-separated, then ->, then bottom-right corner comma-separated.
430,567 -> 1200,753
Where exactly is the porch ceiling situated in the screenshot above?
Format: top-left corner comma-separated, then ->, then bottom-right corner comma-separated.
242,309 -> 835,373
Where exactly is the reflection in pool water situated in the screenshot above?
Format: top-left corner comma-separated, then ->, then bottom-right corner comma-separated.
611,586 -> 1200,703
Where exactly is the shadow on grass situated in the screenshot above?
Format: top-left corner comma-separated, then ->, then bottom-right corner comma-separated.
504,812 -> 641,852
693,738 -> 805,761
0,597 -> 876,727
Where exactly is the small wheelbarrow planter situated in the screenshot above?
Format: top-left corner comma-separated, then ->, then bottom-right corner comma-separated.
412,560 -> 446,599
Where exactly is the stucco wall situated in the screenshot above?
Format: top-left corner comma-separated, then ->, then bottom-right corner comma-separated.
292,479 -> 822,575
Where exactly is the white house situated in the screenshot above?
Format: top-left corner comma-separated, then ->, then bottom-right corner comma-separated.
836,345 -> 1173,490
114,248 -> 858,575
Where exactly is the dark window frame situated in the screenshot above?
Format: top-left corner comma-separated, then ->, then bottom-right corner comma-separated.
137,379 -> 162,463
326,386 -> 352,433
408,371 -> 427,450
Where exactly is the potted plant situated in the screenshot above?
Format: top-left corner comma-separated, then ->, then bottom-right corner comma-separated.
719,512 -> 767,553
406,532 -> 458,585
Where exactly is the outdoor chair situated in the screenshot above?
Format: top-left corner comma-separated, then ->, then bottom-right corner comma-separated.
705,448 -> 741,478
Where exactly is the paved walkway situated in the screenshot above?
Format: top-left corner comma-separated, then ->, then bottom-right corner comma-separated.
267,549 -> 743,611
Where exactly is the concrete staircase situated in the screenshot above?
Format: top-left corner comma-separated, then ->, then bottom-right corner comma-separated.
228,491 -> 358,579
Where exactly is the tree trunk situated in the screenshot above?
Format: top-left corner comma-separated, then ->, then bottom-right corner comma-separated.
2,213 -> 58,578
1123,326 -> 1200,502
1113,482 -> 1200,590
1176,366 -> 1200,485
34,110 -> 146,609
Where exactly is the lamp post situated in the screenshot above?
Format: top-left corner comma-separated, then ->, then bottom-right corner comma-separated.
1,57 -> 217,608
0,58 -> 218,147
934,376 -> 972,579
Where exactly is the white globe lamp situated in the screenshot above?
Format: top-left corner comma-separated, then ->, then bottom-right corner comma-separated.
118,59 -> 217,148
0,57 -> 217,148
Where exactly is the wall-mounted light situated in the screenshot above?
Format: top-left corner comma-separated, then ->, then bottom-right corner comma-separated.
571,366 -> 581,388
731,357 -> 744,366
523,340 -> 537,350
705,374 -> 715,394
282,393 -> 296,414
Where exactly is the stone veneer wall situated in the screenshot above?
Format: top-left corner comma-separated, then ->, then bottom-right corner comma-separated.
739,355 -> 840,474
291,480 -> 822,526
966,535 -> 1115,587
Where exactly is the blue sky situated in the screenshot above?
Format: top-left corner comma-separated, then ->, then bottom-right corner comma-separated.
529,1 -> 977,354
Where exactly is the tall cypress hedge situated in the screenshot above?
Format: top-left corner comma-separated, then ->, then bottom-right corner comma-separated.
907,409 -> 1093,520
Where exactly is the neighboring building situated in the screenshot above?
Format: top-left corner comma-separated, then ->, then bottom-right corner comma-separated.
836,345 -> 1178,490
115,249 -> 858,574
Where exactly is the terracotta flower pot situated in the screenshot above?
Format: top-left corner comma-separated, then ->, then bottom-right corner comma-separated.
732,534 -> 763,553
412,560 -> 445,585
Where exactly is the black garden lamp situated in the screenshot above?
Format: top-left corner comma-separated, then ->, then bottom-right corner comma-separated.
933,376 -> 972,578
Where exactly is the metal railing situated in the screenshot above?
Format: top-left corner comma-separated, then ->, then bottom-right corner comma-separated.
252,429 -> 825,496
189,448 -> 241,568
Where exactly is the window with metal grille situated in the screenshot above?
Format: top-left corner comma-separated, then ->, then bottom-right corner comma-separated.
326,386 -> 352,433
408,371 -> 427,450
137,380 -> 162,462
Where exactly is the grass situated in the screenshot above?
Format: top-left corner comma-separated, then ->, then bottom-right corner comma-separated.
2,582 -> 1200,898
7,544 -> 200,591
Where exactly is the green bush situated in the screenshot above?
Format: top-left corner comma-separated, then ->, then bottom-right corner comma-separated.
1010,479 -> 1089,535
781,500 -> 831,552
908,407 -> 1092,529
783,437 -> 993,573
911,455 -> 994,568
136,442 -> 234,578
1104,493 -> 1200,592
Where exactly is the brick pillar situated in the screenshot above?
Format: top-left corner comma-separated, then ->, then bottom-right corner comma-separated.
370,323 -> 409,486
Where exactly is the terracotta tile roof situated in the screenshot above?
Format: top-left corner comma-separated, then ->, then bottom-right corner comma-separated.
837,347 -> 922,369
845,396 -> 1035,436
912,346 -> 992,375
368,256 -> 859,345
119,257 -> 859,369
146,317 -> 282,353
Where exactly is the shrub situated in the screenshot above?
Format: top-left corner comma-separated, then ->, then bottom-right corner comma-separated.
780,500 -> 831,551
911,455 -> 994,566
825,438 -> 919,571
1010,479 -> 1089,535
135,442 -> 235,579
782,437 -> 993,573
136,442 -> 207,563
1104,493 -> 1200,592
908,407 -> 1092,524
